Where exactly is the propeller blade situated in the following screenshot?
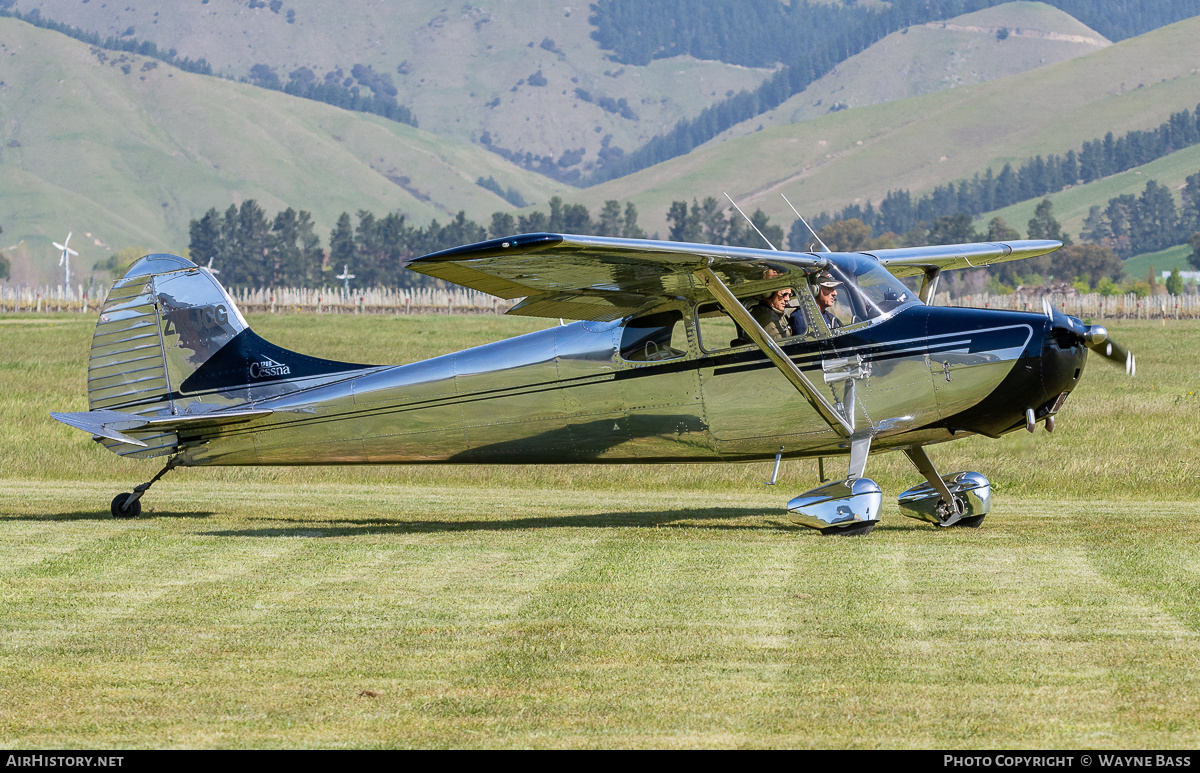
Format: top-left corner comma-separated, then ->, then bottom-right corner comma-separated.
1046,306 -> 1135,378
1085,329 -> 1135,376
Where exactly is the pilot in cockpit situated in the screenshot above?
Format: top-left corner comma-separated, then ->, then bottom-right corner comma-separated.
812,271 -> 843,331
784,271 -> 844,336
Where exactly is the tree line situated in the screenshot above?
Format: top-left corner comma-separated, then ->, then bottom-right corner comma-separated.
186,181 -> 1200,294
1082,172 -> 1200,258
188,198 -> 647,290
0,5 -> 213,75
805,200 -> 1128,293
590,0 -> 1200,67
248,63 -> 418,128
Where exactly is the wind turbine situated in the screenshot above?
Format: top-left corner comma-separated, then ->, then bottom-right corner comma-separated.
205,257 -> 220,275
53,232 -> 78,288
336,264 -> 355,296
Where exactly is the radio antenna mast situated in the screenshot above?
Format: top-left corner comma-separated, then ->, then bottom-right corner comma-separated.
781,193 -> 829,252
723,192 -> 777,250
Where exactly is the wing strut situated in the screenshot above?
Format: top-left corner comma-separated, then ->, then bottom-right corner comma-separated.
918,267 -> 941,305
694,264 -> 852,437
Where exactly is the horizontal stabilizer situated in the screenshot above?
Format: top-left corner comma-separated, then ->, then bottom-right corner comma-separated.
52,407 -> 274,447
51,409 -> 153,446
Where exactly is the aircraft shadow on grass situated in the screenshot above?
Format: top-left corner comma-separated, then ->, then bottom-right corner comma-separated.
2,510 -> 217,522
195,506 -> 831,538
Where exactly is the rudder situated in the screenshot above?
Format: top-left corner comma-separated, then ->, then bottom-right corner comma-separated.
88,254 -> 248,419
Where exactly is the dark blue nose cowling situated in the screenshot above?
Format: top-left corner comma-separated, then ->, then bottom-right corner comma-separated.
938,303 -> 1132,439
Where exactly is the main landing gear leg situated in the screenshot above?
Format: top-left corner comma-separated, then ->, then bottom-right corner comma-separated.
898,446 -> 991,528
111,458 -> 178,519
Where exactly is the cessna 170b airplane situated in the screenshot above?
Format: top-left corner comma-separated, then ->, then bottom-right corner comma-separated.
52,231 -> 1133,535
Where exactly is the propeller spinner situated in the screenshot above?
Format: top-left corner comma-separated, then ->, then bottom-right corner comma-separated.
1042,297 -> 1135,376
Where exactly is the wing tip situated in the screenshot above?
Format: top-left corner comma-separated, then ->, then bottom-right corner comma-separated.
409,233 -> 564,265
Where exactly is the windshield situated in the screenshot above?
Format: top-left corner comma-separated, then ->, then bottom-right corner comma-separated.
820,253 -> 921,327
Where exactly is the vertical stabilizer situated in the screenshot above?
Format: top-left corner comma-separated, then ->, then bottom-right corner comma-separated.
80,253 -> 372,459
87,254 -> 248,456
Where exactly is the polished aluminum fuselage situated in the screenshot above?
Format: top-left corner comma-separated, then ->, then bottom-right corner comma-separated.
174,304 -> 1066,469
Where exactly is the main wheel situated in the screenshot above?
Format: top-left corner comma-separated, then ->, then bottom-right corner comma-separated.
111,493 -> 141,519
820,521 -> 877,537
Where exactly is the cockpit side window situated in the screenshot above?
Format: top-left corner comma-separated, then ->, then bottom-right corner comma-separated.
620,310 -> 687,362
696,287 -> 821,353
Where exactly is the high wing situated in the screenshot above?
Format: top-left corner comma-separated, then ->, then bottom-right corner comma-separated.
406,233 -> 1063,320
405,233 -> 827,321
866,240 -> 1063,278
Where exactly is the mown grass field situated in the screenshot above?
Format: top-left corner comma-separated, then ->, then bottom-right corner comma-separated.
2,312 -> 1199,748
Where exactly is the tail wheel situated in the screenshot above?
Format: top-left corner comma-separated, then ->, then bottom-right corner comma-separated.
110,493 -> 141,519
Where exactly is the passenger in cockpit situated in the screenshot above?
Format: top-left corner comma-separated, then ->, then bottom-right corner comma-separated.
749,288 -> 794,340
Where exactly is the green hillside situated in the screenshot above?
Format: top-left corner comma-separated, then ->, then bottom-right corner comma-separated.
0,18 -> 571,283
708,2 -> 1110,145
19,0 -> 775,181
574,13 -> 1200,240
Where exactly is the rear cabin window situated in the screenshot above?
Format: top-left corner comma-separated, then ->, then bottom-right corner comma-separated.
620,310 -> 687,362
696,306 -> 741,351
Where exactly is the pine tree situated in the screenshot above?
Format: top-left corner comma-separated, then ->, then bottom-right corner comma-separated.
622,203 -> 646,239
1180,172 -> 1200,234
1079,206 -> 1109,244
1167,267 -> 1184,295
1133,180 -> 1180,254
985,217 -> 1020,241
188,208 -> 224,268
488,212 -> 516,239
1027,199 -> 1072,245
597,201 -> 623,237
328,213 -> 356,282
